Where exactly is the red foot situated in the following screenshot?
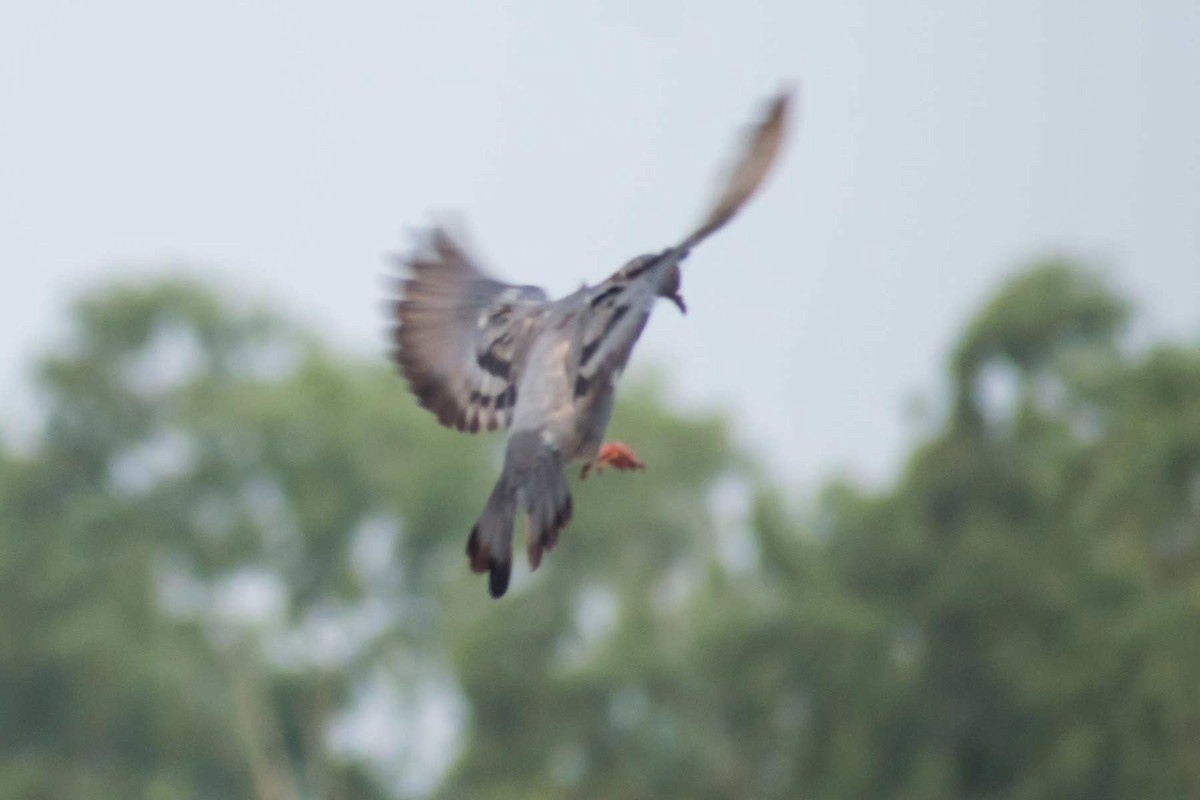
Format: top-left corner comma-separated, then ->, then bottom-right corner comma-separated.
581,441 -> 646,479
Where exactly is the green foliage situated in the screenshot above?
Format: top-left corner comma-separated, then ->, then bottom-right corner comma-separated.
3,261 -> 1199,799
2,279 -> 495,799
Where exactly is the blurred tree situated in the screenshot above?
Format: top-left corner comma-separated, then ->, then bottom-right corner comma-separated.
0,279 -> 500,798
3,261 -> 1199,800
438,260 -> 1200,800
0,277 -> 758,799
775,262 -> 1200,799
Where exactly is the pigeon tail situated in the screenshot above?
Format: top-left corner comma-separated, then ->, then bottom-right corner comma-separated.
466,430 -> 572,598
520,453 -> 573,574
467,477 -> 516,598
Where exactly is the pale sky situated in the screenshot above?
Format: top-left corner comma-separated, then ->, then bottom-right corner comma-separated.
2,0 -> 1198,486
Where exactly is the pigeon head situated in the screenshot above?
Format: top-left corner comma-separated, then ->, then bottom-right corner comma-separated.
658,263 -> 686,315
617,253 -> 686,315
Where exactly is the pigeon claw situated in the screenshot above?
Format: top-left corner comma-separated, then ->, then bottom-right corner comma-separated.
581,441 -> 646,479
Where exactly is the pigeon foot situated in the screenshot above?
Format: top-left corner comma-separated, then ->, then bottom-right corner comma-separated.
581,442 -> 646,479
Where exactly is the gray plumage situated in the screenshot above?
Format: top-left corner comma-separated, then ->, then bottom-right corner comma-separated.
390,89 -> 793,596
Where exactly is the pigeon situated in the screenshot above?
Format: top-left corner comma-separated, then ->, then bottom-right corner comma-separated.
390,88 -> 793,597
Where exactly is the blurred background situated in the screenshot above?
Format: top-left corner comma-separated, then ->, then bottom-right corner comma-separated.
2,1 -> 1199,798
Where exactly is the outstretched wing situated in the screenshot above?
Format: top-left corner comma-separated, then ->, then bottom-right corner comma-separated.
566,88 -> 794,410
680,88 -> 793,250
391,228 -> 549,433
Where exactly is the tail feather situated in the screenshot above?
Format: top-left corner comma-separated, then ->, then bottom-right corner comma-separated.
524,456 -> 572,571
465,431 -> 573,597
466,478 -> 516,598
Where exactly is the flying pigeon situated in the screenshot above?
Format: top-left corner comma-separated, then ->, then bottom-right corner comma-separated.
391,88 -> 792,597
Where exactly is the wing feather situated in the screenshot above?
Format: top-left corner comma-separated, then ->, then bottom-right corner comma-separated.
681,88 -> 793,250
569,274 -> 655,402
391,228 -> 548,433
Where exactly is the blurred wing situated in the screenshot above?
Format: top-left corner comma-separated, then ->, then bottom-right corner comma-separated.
681,88 -> 793,250
392,228 -> 549,433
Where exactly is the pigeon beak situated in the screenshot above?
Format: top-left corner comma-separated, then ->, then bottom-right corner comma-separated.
670,293 -> 687,315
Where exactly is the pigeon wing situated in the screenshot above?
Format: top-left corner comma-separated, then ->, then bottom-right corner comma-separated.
568,269 -> 658,405
392,228 -> 549,433
681,88 -> 793,250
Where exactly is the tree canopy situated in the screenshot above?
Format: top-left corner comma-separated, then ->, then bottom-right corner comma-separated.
2,262 -> 1198,799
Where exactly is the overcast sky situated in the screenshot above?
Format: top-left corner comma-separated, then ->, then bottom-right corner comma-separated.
2,0 -> 1197,487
